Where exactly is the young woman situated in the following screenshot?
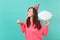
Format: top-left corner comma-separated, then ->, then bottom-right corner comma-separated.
17,4 -> 49,40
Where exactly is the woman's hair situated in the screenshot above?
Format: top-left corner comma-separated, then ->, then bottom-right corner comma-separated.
26,7 -> 41,30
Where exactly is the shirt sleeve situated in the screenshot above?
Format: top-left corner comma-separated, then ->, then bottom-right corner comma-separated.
20,21 -> 26,33
43,25 -> 48,36
40,21 -> 48,36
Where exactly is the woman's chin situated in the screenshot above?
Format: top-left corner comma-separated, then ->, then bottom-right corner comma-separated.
28,15 -> 33,17
28,16 -> 31,17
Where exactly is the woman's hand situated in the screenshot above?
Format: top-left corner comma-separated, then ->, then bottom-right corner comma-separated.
46,19 -> 49,26
17,19 -> 23,24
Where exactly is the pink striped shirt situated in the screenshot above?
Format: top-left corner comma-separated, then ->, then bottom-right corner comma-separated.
20,19 -> 48,40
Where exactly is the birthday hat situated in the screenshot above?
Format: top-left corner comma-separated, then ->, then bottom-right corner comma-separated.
34,4 -> 40,10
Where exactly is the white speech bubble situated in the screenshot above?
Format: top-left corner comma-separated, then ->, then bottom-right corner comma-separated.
38,10 -> 53,21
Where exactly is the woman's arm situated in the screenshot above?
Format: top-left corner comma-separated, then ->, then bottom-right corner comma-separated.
43,25 -> 48,36
43,20 -> 49,36
17,20 -> 26,33
40,20 -> 49,36
20,22 -> 26,33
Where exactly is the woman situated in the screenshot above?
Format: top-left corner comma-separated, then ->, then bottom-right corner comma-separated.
17,4 -> 49,40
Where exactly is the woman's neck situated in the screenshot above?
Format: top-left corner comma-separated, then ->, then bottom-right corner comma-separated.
30,17 -> 33,21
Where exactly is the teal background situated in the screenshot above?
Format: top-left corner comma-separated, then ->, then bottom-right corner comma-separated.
0,0 -> 60,40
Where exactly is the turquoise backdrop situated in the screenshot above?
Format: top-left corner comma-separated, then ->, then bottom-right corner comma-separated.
0,0 -> 60,40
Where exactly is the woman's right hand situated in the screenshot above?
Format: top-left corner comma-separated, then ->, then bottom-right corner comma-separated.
17,20 -> 23,24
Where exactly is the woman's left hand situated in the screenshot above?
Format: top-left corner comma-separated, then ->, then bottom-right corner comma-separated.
46,19 -> 49,26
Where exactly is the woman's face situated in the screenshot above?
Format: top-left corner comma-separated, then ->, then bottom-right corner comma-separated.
27,8 -> 34,17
